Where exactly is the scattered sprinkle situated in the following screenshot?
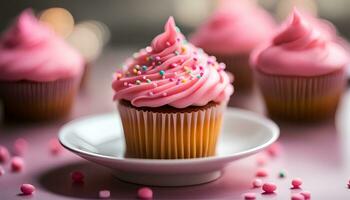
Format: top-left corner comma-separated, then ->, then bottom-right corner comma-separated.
291,193 -> 304,200
135,65 -> 140,70
0,146 -> 10,163
243,192 -> 256,200
166,41 -> 171,46
262,182 -> 277,194
49,138 -> 62,155
256,168 -> 268,177
279,170 -> 287,178
155,56 -> 161,61
159,70 -> 165,76
252,179 -> 263,188
171,63 -> 178,68
169,78 -> 174,82
266,142 -> 282,157
146,79 -> 152,83
20,184 -> 35,195
300,191 -> 311,199
71,171 -> 85,183
256,154 -> 268,166
137,187 -> 153,199
174,51 -> 180,55
11,156 -> 24,172
291,178 -> 302,189
99,190 -> 111,199
142,66 -> 148,71
136,80 -> 141,85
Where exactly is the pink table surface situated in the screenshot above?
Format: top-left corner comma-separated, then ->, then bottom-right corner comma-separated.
1,48 -> 350,200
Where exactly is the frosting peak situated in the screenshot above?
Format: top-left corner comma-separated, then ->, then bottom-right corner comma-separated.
251,9 -> 349,77
190,0 -> 276,55
112,17 -> 233,108
0,9 -> 83,82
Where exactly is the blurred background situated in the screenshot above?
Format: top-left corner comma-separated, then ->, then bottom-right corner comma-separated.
1,0 -> 350,48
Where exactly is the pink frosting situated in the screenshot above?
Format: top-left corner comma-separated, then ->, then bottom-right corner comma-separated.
112,17 -> 233,108
251,9 -> 349,76
190,0 -> 276,55
0,10 -> 83,82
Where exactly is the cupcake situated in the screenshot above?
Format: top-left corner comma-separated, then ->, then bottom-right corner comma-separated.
251,9 -> 349,122
190,0 -> 276,93
112,17 -> 233,159
0,10 -> 84,121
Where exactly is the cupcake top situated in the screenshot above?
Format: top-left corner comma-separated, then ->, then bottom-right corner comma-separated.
190,0 -> 276,55
112,17 -> 233,109
251,9 -> 349,77
0,10 -> 83,82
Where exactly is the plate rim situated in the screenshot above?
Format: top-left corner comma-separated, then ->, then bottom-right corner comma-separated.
59,108 -> 279,164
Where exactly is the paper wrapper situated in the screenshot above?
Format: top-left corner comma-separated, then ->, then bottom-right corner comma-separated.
255,69 -> 346,122
0,78 -> 79,121
117,101 -> 225,159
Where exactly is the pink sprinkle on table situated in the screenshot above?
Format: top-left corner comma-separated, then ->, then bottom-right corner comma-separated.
252,179 -> 263,188
71,171 -> 84,183
243,192 -> 256,199
49,138 -> 62,155
300,191 -> 311,199
11,156 -> 24,172
0,145 -> 10,163
266,142 -> 282,157
256,154 -> 268,166
20,184 -> 35,195
138,187 -> 153,199
262,182 -> 277,194
291,193 -> 304,200
99,190 -> 111,199
256,168 -> 268,177
291,178 -> 303,189
14,138 -> 28,155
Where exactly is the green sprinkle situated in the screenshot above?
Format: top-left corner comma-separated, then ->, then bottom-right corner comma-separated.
174,51 -> 180,55
196,75 -> 201,79
146,79 -> 152,83
142,65 -> 148,71
159,70 -> 165,76
279,170 -> 286,178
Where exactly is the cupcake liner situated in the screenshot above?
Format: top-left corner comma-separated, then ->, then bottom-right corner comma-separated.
0,78 -> 79,121
255,69 -> 346,121
117,102 -> 225,159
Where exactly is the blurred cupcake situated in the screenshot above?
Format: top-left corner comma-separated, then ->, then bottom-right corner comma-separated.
190,0 -> 276,93
251,9 -> 349,122
112,17 -> 233,159
0,10 -> 84,121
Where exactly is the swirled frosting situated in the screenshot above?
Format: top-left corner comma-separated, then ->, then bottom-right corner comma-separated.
0,10 -> 83,82
251,9 -> 349,76
190,0 -> 276,55
112,17 -> 233,108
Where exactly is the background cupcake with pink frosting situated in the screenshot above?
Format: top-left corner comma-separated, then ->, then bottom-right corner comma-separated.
190,0 -> 276,94
251,9 -> 349,122
112,17 -> 233,159
0,10 -> 84,121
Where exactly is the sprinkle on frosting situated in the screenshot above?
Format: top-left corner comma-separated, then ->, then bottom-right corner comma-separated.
112,17 -> 233,108
251,9 -> 349,77
0,9 -> 83,82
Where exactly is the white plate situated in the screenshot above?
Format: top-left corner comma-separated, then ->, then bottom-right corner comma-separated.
59,108 -> 279,186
